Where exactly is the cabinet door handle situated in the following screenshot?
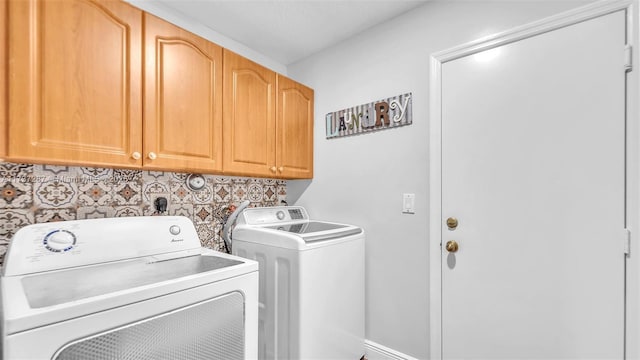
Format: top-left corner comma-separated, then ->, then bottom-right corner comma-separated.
131,152 -> 141,160
148,152 -> 157,160
270,166 -> 276,173
278,167 -> 284,172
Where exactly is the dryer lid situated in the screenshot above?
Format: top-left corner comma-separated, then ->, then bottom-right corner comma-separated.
21,254 -> 242,308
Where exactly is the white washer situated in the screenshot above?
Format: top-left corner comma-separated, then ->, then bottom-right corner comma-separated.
231,206 -> 365,360
1,216 -> 258,360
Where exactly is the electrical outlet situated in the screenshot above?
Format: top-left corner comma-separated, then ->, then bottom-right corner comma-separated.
150,193 -> 171,214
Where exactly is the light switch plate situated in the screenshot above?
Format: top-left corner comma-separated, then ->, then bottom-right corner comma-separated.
402,193 -> 415,214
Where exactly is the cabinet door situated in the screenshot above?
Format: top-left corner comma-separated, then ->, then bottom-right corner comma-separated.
8,0 -> 143,167
0,0 -> 6,158
223,50 -> 276,177
144,14 -> 223,173
276,75 -> 314,179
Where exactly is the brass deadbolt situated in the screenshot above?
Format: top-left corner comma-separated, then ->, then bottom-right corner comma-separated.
446,217 -> 458,230
445,240 -> 459,253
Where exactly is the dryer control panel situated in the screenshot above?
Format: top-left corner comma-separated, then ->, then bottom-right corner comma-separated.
3,216 -> 201,277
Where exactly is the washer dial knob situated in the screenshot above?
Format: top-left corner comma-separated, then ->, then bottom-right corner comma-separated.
276,211 -> 286,220
44,230 -> 76,252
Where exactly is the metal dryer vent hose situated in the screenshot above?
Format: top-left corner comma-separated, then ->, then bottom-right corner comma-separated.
221,200 -> 250,252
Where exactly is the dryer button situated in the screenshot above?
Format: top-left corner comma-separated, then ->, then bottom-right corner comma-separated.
169,225 -> 181,235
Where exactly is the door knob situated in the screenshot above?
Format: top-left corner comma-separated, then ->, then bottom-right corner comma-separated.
445,240 -> 459,253
278,166 -> 284,172
148,152 -> 157,160
131,151 -> 141,160
446,217 -> 458,230
270,166 -> 276,173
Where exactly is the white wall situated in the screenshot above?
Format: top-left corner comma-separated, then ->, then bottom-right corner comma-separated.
287,1 -> 593,358
125,0 -> 287,74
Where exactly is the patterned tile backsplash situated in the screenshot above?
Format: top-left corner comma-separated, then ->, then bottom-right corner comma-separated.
0,162 -> 286,264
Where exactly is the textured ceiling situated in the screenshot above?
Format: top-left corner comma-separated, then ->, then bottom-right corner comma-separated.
152,0 -> 429,65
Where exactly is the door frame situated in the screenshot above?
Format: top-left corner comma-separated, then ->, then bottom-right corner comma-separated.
428,1 -> 639,358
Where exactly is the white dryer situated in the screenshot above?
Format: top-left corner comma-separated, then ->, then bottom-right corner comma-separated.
1,216 -> 258,360
231,206 -> 365,360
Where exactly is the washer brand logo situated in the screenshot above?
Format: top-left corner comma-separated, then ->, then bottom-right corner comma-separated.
171,238 -> 184,242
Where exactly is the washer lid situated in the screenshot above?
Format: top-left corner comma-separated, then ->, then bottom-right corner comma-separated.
265,221 -> 362,242
21,253 -> 242,309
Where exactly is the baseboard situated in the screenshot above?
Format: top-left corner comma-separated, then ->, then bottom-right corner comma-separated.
364,340 -> 419,360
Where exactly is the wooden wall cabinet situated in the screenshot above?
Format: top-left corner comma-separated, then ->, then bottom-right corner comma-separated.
6,0 -> 313,179
223,50 -> 314,179
277,75 -> 314,179
6,1 -> 225,173
8,0 -> 143,168
1,0 -> 7,159
144,13 -> 223,173
223,50 -> 277,177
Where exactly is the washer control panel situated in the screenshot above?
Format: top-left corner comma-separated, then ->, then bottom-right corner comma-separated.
239,206 -> 309,225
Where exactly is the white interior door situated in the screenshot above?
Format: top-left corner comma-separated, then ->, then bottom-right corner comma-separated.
440,10 -> 627,359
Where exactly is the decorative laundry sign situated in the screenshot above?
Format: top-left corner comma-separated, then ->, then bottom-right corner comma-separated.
325,93 -> 412,139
